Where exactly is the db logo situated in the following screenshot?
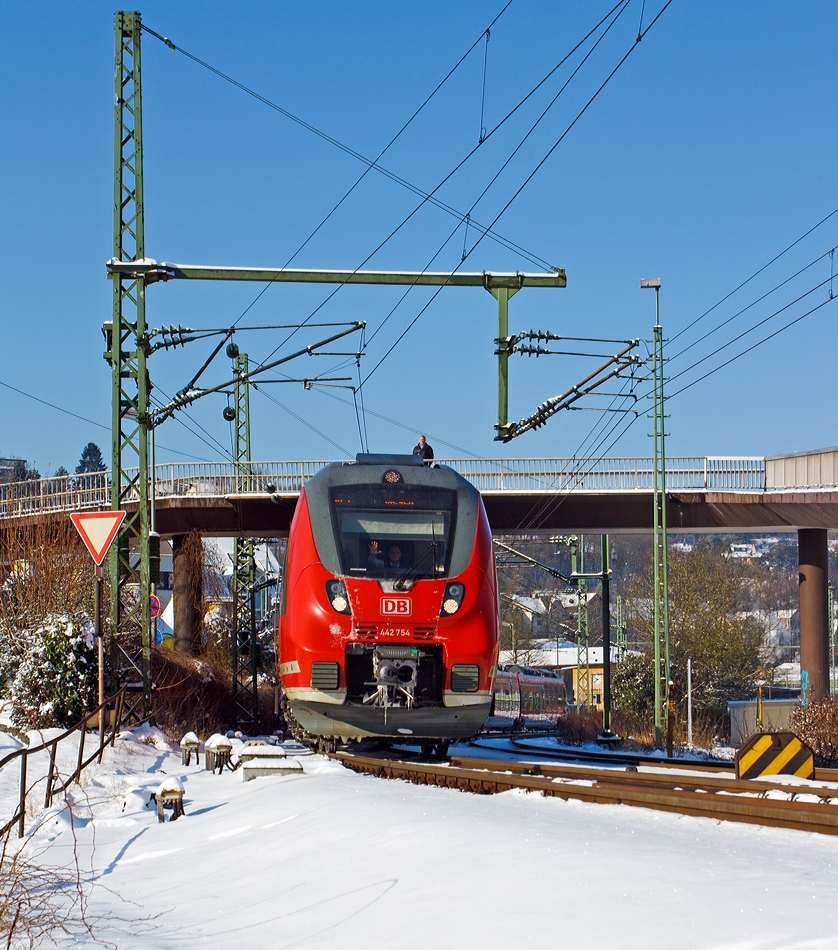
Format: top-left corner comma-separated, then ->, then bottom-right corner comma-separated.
381,597 -> 411,616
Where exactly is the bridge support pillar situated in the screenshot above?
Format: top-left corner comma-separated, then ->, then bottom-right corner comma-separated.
798,528 -> 830,703
172,534 -> 199,654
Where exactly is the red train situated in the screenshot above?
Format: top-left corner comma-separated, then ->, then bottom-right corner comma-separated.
488,666 -> 569,729
278,454 -> 499,751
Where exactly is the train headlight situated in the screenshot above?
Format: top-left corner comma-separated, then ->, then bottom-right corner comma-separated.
440,582 -> 465,616
325,580 -> 351,615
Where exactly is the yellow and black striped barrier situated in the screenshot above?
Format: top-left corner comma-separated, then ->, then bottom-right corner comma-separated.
735,732 -> 814,781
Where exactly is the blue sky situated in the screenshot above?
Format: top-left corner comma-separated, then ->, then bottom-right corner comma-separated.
2,1 -> 837,472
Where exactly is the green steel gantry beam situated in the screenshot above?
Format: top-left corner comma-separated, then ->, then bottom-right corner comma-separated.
105,10 -> 152,719
106,261 -> 566,288
106,260 -> 566,436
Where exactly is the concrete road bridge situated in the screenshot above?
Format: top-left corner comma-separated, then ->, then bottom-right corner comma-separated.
3,449 -> 838,535
3,446 -> 837,700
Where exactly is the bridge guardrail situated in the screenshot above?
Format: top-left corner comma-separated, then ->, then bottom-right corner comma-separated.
0,456 -> 767,521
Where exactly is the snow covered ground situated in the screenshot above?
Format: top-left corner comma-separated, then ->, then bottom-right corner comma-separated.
4,728 -> 838,949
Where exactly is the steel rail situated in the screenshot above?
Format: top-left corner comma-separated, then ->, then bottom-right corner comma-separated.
452,755 -> 838,801
332,750 -> 838,837
502,737 -> 736,771
495,738 -> 838,783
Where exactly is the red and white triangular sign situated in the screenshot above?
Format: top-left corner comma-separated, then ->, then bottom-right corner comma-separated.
70,511 -> 127,565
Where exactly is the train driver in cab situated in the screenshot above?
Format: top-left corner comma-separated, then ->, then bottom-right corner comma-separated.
367,541 -> 404,571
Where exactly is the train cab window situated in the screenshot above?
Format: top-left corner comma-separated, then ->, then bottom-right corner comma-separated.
330,485 -> 457,580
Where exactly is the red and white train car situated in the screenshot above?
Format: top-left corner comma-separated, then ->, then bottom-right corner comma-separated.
278,454 -> 499,747
488,666 -> 569,728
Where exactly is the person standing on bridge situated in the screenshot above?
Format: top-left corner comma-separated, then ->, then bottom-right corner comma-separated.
413,435 -> 434,462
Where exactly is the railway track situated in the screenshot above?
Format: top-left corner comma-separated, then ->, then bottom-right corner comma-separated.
333,749 -> 838,837
474,737 -> 838,783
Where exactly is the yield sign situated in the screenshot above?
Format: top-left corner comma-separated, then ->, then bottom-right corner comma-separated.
70,511 -> 127,565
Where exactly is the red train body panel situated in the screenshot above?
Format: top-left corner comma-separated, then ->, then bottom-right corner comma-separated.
278,455 -> 499,740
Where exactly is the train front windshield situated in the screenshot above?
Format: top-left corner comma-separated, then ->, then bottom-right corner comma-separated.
330,485 -> 457,579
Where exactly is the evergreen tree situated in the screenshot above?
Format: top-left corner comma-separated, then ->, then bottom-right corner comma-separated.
75,442 -> 106,474
54,465 -> 69,478
10,459 -> 39,480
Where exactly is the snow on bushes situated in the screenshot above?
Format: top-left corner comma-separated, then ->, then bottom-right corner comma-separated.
789,696 -> 838,765
0,612 -> 97,729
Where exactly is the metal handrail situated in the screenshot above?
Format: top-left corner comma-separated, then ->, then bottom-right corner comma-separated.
0,687 -> 126,838
0,457 -> 769,521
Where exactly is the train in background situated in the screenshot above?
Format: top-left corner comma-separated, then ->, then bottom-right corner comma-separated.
487,665 -> 569,729
278,453 -> 499,754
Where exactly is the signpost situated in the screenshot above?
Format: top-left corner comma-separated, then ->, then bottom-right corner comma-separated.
70,511 -> 127,741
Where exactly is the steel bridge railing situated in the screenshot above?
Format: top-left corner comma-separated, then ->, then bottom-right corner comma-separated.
0,457 -> 767,521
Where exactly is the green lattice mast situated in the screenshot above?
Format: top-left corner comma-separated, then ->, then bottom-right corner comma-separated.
228,347 -> 259,730
105,11 -> 152,717
572,536 -> 591,709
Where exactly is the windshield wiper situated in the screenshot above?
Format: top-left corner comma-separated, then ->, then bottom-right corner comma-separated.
394,542 -> 439,591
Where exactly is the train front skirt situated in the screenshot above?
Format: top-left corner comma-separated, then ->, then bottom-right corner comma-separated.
288,695 -> 492,739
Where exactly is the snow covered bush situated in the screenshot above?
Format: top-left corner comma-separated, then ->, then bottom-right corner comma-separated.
0,612 -> 97,729
789,696 -> 838,765
0,520 -> 99,729
612,653 -> 656,719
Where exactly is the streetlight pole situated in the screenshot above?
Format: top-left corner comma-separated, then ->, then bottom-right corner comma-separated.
600,534 -> 612,737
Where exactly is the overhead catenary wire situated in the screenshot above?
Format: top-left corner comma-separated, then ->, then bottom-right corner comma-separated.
153,0 -> 628,374
555,246 -> 838,496
668,294 -> 837,401
620,221 -> 838,414
541,247 -> 838,514
567,286 -> 835,487
479,28 -> 491,143
140,3 -> 557,273
0,377 -> 215,463
144,4 -> 668,467
513,211 -> 838,529
361,0 -> 671,387
666,273 -> 836,389
669,204 -> 838,345
252,384 -> 354,458
254,3 -> 632,369
667,249 -> 833,363
264,365 -> 484,458
147,0 -> 636,461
